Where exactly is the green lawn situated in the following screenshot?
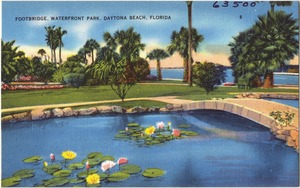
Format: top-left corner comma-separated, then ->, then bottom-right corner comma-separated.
1,84 -> 298,109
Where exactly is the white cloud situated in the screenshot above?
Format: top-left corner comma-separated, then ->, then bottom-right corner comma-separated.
68,21 -> 95,50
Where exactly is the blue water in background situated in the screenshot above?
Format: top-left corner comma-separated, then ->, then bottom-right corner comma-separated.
2,111 -> 299,187
150,69 -> 299,85
265,99 -> 299,108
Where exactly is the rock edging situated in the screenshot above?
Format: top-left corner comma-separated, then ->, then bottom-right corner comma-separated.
235,92 -> 299,100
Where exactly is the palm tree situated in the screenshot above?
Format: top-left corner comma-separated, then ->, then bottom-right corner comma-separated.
114,27 -> 145,62
269,1 -> 293,13
77,47 -> 90,64
84,39 -> 100,64
187,1 -> 193,86
45,26 -> 56,63
1,40 -> 26,83
167,27 -> 204,82
228,29 -> 263,87
252,11 -> 298,88
55,27 -> 67,66
147,49 -> 170,81
37,49 -> 46,62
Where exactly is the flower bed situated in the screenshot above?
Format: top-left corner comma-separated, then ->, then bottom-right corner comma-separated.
223,82 -> 236,86
2,83 -> 64,91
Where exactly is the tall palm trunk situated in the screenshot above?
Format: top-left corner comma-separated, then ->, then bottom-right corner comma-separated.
92,50 -> 94,64
262,72 -> 274,88
51,49 -> 54,63
157,60 -> 162,81
59,42 -> 62,66
183,58 -> 188,82
251,75 -> 263,87
187,1 -> 193,86
53,49 -> 57,64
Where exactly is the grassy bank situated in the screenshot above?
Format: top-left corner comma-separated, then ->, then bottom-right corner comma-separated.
1,83 -> 298,109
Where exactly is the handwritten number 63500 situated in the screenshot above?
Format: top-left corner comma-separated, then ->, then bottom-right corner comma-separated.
213,1 -> 256,8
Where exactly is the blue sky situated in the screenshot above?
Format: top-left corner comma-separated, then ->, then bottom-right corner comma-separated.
2,1 -> 299,66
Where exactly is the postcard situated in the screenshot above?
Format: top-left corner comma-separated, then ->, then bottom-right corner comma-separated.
1,1 -> 299,187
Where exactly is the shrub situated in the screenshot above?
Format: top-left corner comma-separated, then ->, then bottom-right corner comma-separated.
85,78 -> 100,86
133,58 -> 150,82
63,73 -> 85,88
269,111 -> 295,126
192,61 -> 226,94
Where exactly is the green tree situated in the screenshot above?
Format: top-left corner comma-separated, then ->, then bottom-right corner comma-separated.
97,27 -> 145,101
84,39 -> 100,64
167,27 -> 204,82
78,47 -> 90,64
45,26 -> 58,63
269,1 -> 293,13
37,48 -> 47,61
55,27 -> 67,66
28,56 -> 56,84
147,49 -> 169,81
252,11 -> 298,88
228,29 -> 263,88
1,40 -> 26,83
113,27 -> 145,61
192,61 -> 226,94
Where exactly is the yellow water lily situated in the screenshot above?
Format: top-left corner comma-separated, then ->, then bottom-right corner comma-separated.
86,173 -> 100,185
61,150 -> 77,160
145,126 -> 155,135
43,161 -> 48,167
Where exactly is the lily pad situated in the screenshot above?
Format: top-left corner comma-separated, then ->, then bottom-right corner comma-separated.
67,162 -> 84,170
120,164 -> 142,174
13,169 -> 35,179
82,158 -> 101,167
142,168 -> 165,178
107,172 -> 130,182
145,140 -> 162,145
87,152 -> 103,159
53,170 -> 72,177
99,155 -> 115,162
180,130 -> 198,136
127,122 -> 140,127
22,156 -> 42,163
179,124 -> 191,128
98,173 -> 108,179
43,164 -> 62,175
115,133 -> 130,139
69,178 -> 85,184
43,177 -> 69,187
77,169 -> 98,178
1,177 -> 21,187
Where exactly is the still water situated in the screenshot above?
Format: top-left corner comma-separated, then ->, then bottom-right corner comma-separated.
150,68 -> 299,85
2,111 -> 298,187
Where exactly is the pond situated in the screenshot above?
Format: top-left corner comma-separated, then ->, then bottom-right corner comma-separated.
2,111 -> 299,187
264,99 -> 299,108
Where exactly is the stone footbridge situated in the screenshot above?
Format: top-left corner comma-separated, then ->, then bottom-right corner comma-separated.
165,98 -> 298,150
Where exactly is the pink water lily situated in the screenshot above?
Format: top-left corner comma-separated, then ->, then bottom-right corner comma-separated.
117,157 -> 128,165
172,129 -> 181,137
50,153 -> 55,163
156,122 -> 165,129
86,161 -> 90,170
101,160 -> 116,172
